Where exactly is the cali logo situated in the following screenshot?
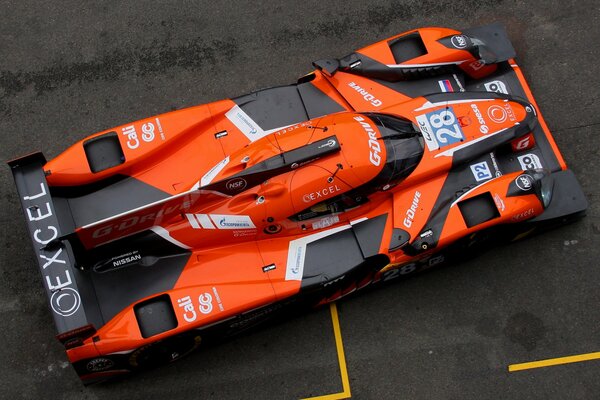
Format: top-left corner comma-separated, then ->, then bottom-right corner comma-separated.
198,293 -> 213,314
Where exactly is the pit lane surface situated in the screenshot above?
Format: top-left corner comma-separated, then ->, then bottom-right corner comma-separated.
1,1 -> 599,398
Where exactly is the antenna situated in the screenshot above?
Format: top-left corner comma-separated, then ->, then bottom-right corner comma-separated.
327,163 -> 343,183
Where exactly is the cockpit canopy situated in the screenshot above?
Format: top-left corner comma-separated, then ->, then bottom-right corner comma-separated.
291,112 -> 424,221
362,113 -> 424,191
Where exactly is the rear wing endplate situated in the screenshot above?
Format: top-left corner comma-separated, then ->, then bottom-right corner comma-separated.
8,152 -> 101,339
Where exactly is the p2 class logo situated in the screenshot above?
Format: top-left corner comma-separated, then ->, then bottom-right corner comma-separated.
470,161 -> 493,182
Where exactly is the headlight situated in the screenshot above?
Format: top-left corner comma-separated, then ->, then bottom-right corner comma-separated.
530,169 -> 554,208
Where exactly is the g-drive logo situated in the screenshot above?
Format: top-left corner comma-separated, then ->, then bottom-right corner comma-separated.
348,82 -> 383,107
353,116 -> 382,166
21,182 -> 81,318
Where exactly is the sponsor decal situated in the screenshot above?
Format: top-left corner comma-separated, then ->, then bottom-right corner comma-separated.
420,229 -> 433,238
353,116 -> 382,166
198,292 -> 213,314
186,213 -> 255,230
111,251 -> 142,268
200,156 -> 230,187
225,105 -> 268,142
470,161 -> 493,182
452,74 -> 465,92
154,118 -> 166,140
484,80 -> 508,94
275,121 -> 311,136
469,60 -> 485,71
50,288 -> 81,317
302,184 -> 342,203
86,358 -> 115,372
141,122 -> 155,143
438,79 -> 454,93
93,252 -> 142,272
504,103 -> 516,121
288,246 -> 303,280
515,174 -> 534,191
232,110 -> 257,134
177,288 -> 223,322
177,295 -> 197,322
121,120 -> 160,150
493,193 -> 506,212
317,139 -> 337,149
517,153 -> 543,170
403,191 -> 421,228
415,107 -> 465,151
513,134 -> 534,151
348,82 -> 383,107
210,214 -> 256,230
212,286 -> 224,311
121,125 -> 139,149
312,215 -> 340,230
21,182 -> 81,318
225,177 -> 247,192
470,104 -> 489,134
451,35 -> 468,49
512,207 -> 535,221
91,198 -> 194,239
489,152 -> 502,177
487,105 -> 507,123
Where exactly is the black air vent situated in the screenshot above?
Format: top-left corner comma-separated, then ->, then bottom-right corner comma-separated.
83,132 -> 125,173
458,192 -> 500,228
389,33 -> 427,64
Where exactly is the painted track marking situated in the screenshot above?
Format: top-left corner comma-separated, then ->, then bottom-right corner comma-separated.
302,303 -> 351,399
509,351 -> 600,372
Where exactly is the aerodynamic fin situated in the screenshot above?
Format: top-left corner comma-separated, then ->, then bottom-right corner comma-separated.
72,188 -> 229,249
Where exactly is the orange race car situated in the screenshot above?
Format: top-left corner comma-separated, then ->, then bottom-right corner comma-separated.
8,23 -> 587,384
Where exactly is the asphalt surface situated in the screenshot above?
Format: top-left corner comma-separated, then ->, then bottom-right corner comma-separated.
1,1 -> 599,399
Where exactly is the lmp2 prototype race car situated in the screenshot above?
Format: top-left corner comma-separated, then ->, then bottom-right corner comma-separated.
9,23 -> 587,383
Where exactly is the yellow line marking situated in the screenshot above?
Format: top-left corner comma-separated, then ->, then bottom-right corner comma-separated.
509,351 -> 600,372
301,303 -> 352,400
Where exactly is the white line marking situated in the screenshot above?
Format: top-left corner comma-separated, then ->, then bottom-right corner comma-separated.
196,214 -> 215,229
186,213 -> 200,229
150,226 -> 191,249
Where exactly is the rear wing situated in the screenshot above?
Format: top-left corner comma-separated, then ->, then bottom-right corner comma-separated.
8,153 -> 102,343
